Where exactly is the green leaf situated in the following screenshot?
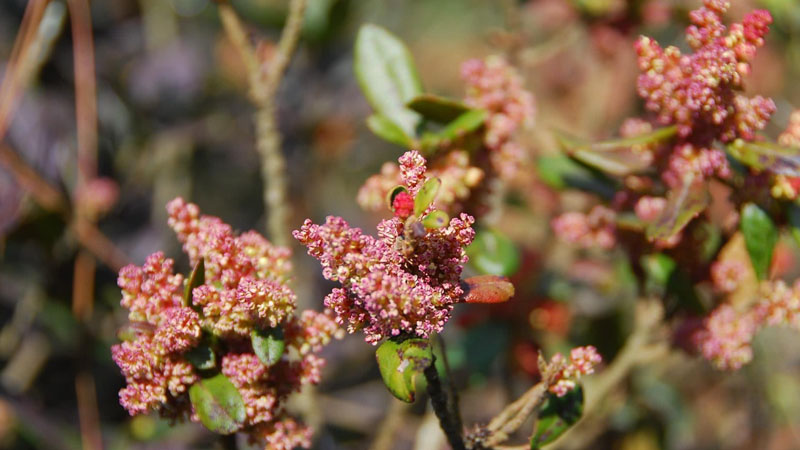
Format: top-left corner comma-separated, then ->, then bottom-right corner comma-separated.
366,114 -> 413,147
641,254 -> 704,315
556,126 -> 676,177
646,176 -> 709,241
466,228 -> 521,277
188,373 -> 246,434
354,24 -> 423,136
414,177 -> 441,216
727,139 -> 800,176
407,94 -> 471,123
641,253 -> 676,287
461,275 -> 515,304
740,203 -> 778,280
183,258 -> 205,307
421,210 -> 449,229
251,327 -> 285,367
376,338 -> 432,402
437,109 -> 488,142
531,386 -> 584,449
185,344 -> 216,371
535,155 -> 616,200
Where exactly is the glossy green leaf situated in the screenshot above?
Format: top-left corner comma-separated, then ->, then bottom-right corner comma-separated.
183,258 -> 205,307
188,373 -> 245,434
646,177 -> 709,241
727,139 -> 800,176
466,228 -> 521,277
354,24 -> 422,136
437,109 -> 488,142
414,177 -> 441,216
185,344 -> 216,371
641,253 -> 676,287
535,155 -> 617,200
641,254 -> 704,315
366,114 -> 413,147
251,327 -> 285,367
407,94 -> 471,123
421,210 -> 449,229
740,203 -> 778,280
376,338 -> 432,402
531,386 -> 584,449
461,275 -> 515,304
556,126 -> 676,177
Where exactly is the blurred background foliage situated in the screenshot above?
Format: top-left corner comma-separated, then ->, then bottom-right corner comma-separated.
2,0 -> 800,449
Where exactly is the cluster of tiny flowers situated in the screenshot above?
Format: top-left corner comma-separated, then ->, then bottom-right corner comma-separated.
710,259 -> 746,293
551,205 -> 616,249
548,346 -> 602,397
113,199 -> 341,449
696,279 -> 800,370
461,55 -> 535,180
635,0 -> 774,186
357,150 -> 484,214
167,198 -> 295,337
295,151 -> 476,344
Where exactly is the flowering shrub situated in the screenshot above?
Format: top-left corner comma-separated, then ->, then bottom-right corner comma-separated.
112,199 -> 341,448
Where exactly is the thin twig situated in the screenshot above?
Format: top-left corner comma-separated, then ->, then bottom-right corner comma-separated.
217,0 -> 306,247
424,356 -> 466,450
67,0 -> 98,186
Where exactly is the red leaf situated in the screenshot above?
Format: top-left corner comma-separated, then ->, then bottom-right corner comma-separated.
461,275 -> 515,304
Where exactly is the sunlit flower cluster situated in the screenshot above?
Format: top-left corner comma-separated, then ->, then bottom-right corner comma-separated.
357,150 -> 484,214
635,0 -> 774,186
113,199 -> 341,449
462,55 -> 535,180
696,279 -> 800,370
770,110 -> 800,200
548,346 -> 603,397
295,151 -> 476,344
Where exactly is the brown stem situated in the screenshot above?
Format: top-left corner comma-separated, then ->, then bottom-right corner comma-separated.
424,356 -> 466,450
67,0 -> 98,186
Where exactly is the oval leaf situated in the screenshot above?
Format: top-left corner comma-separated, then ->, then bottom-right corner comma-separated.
407,94 -> 471,123
414,177 -> 441,216
421,210 -> 449,229
461,275 -> 515,304
646,176 -> 708,241
535,155 -> 617,199
727,139 -> 800,176
251,327 -> 285,367
188,373 -> 246,434
366,114 -> 413,147
531,386 -> 584,449
740,203 -> 778,280
466,228 -> 521,277
354,24 -> 422,136
184,258 -> 205,308
376,338 -> 432,402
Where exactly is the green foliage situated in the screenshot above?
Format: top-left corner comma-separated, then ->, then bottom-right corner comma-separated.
421,210 -> 449,229
726,139 -> 800,176
647,176 -> 709,241
188,373 -> 246,434
466,228 -> 520,277
531,386 -> 585,448
741,203 -> 779,280
407,94 -> 472,123
414,177 -> 441,216
251,326 -> 286,367
354,24 -> 423,136
185,344 -> 216,371
183,258 -> 205,308
375,337 -> 432,402
366,114 -> 413,147
536,154 -> 617,200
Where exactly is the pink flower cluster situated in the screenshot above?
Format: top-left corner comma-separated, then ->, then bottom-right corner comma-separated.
548,346 -> 603,397
295,151 -> 476,344
551,205 -> 617,249
635,0 -> 774,186
462,55 -> 535,180
113,199 -> 341,449
357,150 -> 484,214
696,279 -> 800,370
770,110 -> 800,199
